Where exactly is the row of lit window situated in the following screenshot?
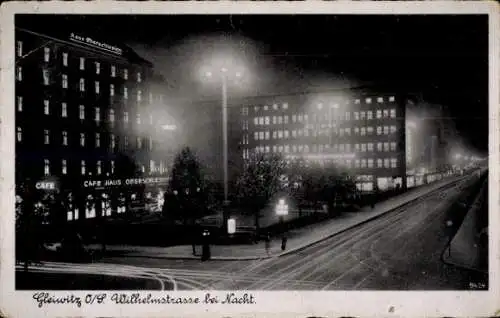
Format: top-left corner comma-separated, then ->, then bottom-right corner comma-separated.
242,151 -> 398,169
42,158 -> 167,177
250,109 -> 397,127
250,125 -> 398,141
241,97 -> 396,115
18,97 -> 157,125
16,41 -> 142,82
246,141 -> 398,154
16,127 -> 154,150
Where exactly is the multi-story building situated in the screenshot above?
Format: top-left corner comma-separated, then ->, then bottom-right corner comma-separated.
231,87 -> 407,192
15,27 -> 176,225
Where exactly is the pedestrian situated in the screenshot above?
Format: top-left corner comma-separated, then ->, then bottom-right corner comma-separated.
265,233 -> 271,256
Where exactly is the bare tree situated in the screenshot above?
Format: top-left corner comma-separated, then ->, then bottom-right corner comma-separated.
235,152 -> 287,236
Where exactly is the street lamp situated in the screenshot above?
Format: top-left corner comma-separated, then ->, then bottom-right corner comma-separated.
275,198 -> 289,251
203,66 -> 244,206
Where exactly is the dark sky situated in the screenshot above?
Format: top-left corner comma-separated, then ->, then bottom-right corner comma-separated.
17,14 -> 489,154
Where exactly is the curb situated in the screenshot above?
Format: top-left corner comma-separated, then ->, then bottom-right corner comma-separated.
93,175 -> 469,262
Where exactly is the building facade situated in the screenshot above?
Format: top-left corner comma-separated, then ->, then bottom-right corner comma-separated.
232,88 -> 407,192
15,27 -> 176,225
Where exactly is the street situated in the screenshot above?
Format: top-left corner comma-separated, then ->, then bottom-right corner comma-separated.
18,172 -> 486,291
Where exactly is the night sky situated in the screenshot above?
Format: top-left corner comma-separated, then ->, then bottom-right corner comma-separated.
17,14 -> 489,154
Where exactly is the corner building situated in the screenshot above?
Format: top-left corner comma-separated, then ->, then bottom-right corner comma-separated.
234,88 -> 408,192
15,28 -> 176,225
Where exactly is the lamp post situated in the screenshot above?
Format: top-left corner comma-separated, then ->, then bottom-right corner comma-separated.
204,68 -> 242,206
275,198 -> 289,251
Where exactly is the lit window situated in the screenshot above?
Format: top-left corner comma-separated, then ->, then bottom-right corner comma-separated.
345,127 -> 351,135
95,133 -> 101,147
355,99 -> 360,104
79,57 -> 85,70
259,132 -> 264,140
390,125 -> 397,134
137,90 -> 142,102
17,96 -> 23,112
62,53 -> 68,66
95,62 -> 100,74
354,127 -> 359,135
109,84 -> 115,97
390,142 -> 397,151
265,131 -> 270,140
43,47 -> 50,62
80,133 -> 85,147
367,111 -> 373,120
368,143 -> 374,151
43,69 -> 50,85
376,110 -> 382,119
292,115 -> 296,123
389,96 -> 395,102
137,72 -> 141,83
44,159 -> 50,176
110,160 -> 115,174
377,97 -> 384,103
109,109 -> 115,123
254,132 -> 259,140
361,127 -> 366,136
79,105 -> 85,120
43,100 -> 50,115
62,131 -> 68,146
254,117 -> 259,125
355,144 -> 360,152
391,158 -> 397,168
124,136 -> 129,148
44,129 -> 50,144
366,98 -> 372,104
368,159 -> 374,168
377,159 -> 383,168
111,65 -> 116,77
95,107 -> 100,122
79,78 -> 85,92
273,104 -> 278,110
136,113 -> 141,125
124,111 -> 129,123
16,67 -> 22,81
16,41 -> 23,57
259,117 -> 264,125
16,127 -> 22,142
384,142 -> 390,152
284,115 -> 289,124
345,112 -> 350,121
361,143 -> 367,152
360,111 -> 366,120
97,161 -> 102,175
278,131 -> 283,139
81,160 -> 86,175
384,126 -> 389,135
266,146 -> 271,153
367,126 -> 374,135
377,126 -> 382,135
355,160 -> 360,168
354,112 -> 359,120
284,130 -> 289,139
137,137 -> 142,149
384,158 -> 390,168
265,116 -> 270,125
95,81 -> 100,94
110,134 -> 116,149
377,143 -> 383,152
390,109 -> 396,118
283,103 -> 288,110
124,87 -> 128,99
61,102 -> 67,117
62,74 -> 68,88
62,159 -> 67,175
361,159 -> 367,168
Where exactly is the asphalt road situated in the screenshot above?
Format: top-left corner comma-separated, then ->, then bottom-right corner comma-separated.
19,172 -> 487,291
93,172 -> 487,291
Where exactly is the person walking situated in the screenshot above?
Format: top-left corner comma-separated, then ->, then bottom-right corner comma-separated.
265,233 -> 271,256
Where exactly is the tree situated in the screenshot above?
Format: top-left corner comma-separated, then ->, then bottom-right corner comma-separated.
167,147 -> 205,225
235,152 -> 287,236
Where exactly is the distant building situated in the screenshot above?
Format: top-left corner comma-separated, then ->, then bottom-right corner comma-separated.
15,27 -> 177,225
231,87 -> 408,192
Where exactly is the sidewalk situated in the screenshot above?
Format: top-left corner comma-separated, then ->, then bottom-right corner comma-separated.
442,176 -> 488,273
87,175 -> 466,261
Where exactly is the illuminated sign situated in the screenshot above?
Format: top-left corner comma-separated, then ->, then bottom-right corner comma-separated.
83,177 -> 169,188
35,181 -> 56,190
70,33 -> 123,56
227,218 -> 236,234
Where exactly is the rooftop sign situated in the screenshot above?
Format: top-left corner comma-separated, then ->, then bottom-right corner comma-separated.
83,177 -> 169,188
70,33 -> 123,56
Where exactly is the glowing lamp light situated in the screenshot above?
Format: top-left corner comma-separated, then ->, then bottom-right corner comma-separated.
227,218 -> 236,234
205,71 -> 213,78
162,124 -> 177,131
276,198 -> 289,216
